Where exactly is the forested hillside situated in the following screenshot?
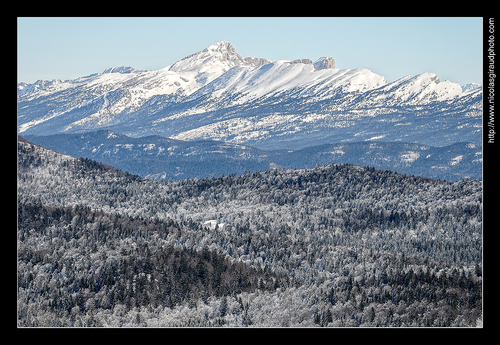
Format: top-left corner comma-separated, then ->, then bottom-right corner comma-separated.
17,137 -> 482,327
18,200 -> 278,327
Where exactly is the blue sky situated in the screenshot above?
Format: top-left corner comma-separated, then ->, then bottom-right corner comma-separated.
18,17 -> 483,86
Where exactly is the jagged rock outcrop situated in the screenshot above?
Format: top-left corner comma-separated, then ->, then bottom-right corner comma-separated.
291,58 -> 313,65
313,56 -> 336,70
244,56 -> 271,67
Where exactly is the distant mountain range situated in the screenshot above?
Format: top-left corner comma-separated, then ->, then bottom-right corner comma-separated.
18,41 -> 482,151
25,130 -> 482,181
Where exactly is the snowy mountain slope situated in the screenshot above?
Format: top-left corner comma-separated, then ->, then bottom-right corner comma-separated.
18,41 -> 482,150
25,130 -> 482,181
17,41 -> 268,133
180,62 -> 387,107
461,83 -> 482,93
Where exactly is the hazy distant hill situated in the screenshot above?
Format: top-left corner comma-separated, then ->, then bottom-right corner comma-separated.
26,130 -> 482,181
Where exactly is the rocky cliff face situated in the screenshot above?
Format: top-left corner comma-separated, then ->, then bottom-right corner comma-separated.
313,56 -> 336,70
243,56 -> 271,67
291,58 -> 313,64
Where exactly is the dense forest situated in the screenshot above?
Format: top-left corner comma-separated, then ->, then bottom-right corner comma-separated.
17,137 -> 482,327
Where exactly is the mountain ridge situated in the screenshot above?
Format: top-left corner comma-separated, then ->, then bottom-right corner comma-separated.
18,41 -> 482,151
24,130 -> 482,181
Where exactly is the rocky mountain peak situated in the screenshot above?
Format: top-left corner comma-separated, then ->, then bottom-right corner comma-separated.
204,40 -> 236,54
169,41 -> 270,72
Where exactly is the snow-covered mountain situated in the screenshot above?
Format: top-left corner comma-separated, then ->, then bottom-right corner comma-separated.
461,83 -> 482,93
18,41 -> 482,150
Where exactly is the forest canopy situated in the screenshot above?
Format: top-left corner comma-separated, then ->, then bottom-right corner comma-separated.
17,137 -> 482,327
